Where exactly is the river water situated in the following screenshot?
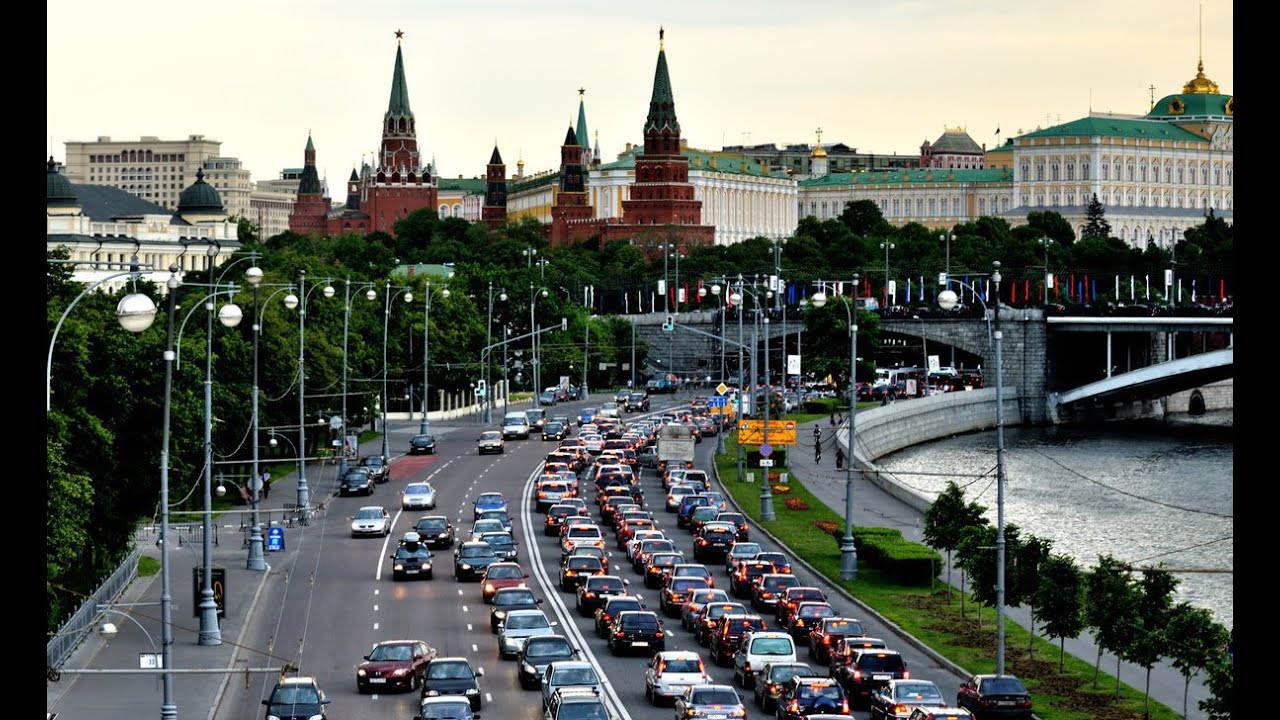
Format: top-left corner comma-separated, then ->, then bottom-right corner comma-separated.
873,414 -> 1234,629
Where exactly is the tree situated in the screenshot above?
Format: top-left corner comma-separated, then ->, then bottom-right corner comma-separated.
1084,555 -> 1139,692
1034,554 -> 1086,672
923,481 -> 987,601
1022,210 -> 1076,246
1082,193 -> 1112,240
1009,533 -> 1053,657
1198,642 -> 1233,720
1122,567 -> 1178,707
956,522 -> 1020,629
1165,602 -> 1228,719
839,199 -> 891,237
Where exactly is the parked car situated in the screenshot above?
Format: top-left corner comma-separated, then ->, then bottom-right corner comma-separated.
643,650 -> 711,706
402,482 -> 438,510
340,468 -> 376,496
356,639 -> 434,693
955,674 -> 1033,720
359,454 -> 391,483
868,679 -> 948,720
420,657 -> 484,711
673,684 -> 747,720
477,430 -> 505,455
262,676 -> 330,720
350,506 -> 391,537
539,390 -> 559,406
408,433 -> 437,455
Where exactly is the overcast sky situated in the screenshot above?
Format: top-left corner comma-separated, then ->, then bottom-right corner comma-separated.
46,0 -> 1232,187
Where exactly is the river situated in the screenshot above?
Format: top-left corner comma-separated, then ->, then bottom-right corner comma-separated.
873,413 -> 1234,629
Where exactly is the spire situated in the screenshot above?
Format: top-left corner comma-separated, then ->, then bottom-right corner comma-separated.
489,144 -> 503,165
644,27 -> 680,136
385,33 -> 413,120
299,133 -> 322,195
306,132 -> 315,151
576,88 -> 590,151
593,130 -> 601,164
564,125 -> 579,147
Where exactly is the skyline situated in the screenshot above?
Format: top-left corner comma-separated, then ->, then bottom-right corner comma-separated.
46,0 -> 1233,190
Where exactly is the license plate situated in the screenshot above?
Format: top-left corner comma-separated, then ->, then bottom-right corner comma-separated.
404,569 -> 418,574
996,700 -> 1016,706
709,715 -> 726,720
632,641 -> 648,647
370,678 -> 386,684
873,674 -> 891,680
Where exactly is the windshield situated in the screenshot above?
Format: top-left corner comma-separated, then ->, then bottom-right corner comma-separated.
487,565 -> 522,579
895,682 -> 944,702
472,521 -> 502,533
607,600 -> 642,613
506,613 -> 550,630
269,685 -> 320,705
461,545 -> 496,559
354,508 -> 383,520
482,534 -> 514,548
396,546 -> 431,559
362,457 -> 385,467
477,494 -> 504,504
691,688 -> 738,705
858,653 -> 906,671
524,639 -> 573,660
417,519 -> 447,532
981,677 -> 1028,694
419,700 -> 472,720
406,484 -> 433,494
662,658 -> 704,673
427,662 -> 473,680
750,637 -> 794,655
672,579 -> 706,592
731,544 -> 761,556
496,591 -> 536,606
557,702 -> 608,720
344,471 -> 369,484
369,644 -> 413,662
621,614 -> 658,629
769,665 -> 805,682
552,666 -> 600,685
481,431 -> 501,440
824,620 -> 863,635
799,684 -> 843,701
567,558 -> 600,570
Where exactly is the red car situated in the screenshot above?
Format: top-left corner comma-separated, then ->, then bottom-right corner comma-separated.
356,639 -> 435,693
480,562 -> 528,603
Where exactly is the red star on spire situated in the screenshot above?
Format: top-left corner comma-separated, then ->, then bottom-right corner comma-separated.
394,29 -> 404,41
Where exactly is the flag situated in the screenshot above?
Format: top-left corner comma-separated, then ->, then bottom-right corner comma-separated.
1024,279 -> 1030,302
995,126 -> 1001,135
1083,275 -> 1090,303
906,278 -> 911,304
624,291 -> 629,313
684,282 -> 689,307
919,277 -> 925,302
696,280 -> 703,303
862,277 -> 870,298
1091,278 -> 1097,303
1054,275 -> 1060,300
1010,281 -> 1017,304
1220,277 -> 1225,302
1069,274 -> 1074,300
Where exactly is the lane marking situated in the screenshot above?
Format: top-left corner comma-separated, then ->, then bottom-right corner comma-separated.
373,622 -> 379,630
485,692 -> 493,704
472,643 -> 478,652
373,604 -> 378,611
462,605 -> 469,613
467,624 -> 473,631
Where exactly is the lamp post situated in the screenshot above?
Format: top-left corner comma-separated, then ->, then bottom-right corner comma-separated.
420,280 -> 449,434
339,279 -> 378,476
880,242 -> 896,307
156,265 -> 181,720
810,275 -> 860,580
381,281 -> 414,460
482,283 -> 507,423
731,278 -> 775,521
700,281 -> 729,456
530,284 -> 548,405
283,272 -> 335,521
1040,237 -> 1053,306
772,238 -> 788,391
939,232 -> 954,287
938,261 -> 1006,674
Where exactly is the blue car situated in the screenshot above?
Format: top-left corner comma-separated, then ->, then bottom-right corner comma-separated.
577,408 -> 598,426
473,492 -> 509,519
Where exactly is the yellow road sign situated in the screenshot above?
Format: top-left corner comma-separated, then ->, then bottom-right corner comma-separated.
737,419 -> 797,445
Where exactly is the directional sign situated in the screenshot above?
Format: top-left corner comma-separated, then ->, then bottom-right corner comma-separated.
759,443 -> 773,458
707,396 -> 727,408
716,383 -> 729,396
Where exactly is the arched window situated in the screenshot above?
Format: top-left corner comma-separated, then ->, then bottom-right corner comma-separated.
1164,165 -> 1172,183
1128,163 -> 1135,182
1036,163 -> 1045,181
915,198 -> 923,216
1052,164 -> 1060,181
953,197 -> 961,215
1082,162 -> 1090,180
438,204 -> 449,217
1140,164 -> 1147,182
892,198 -> 900,217
927,198 -> 936,216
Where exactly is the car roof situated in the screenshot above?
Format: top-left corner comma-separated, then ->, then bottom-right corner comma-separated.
505,609 -> 547,618
656,650 -> 701,660
275,676 -> 319,686
357,505 -> 385,512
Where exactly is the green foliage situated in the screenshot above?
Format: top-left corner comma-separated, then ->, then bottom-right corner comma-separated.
1034,553 -> 1087,671
1022,210 -> 1076,246
1123,567 -> 1178,712
1198,650 -> 1233,720
839,199 -> 892,237
923,480 -> 987,596
1082,193 -> 1112,240
1085,555 -> 1140,691
1166,602 -> 1229,718
956,522 -> 1021,610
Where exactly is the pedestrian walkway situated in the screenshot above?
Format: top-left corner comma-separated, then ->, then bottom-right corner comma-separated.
780,415 -> 1211,719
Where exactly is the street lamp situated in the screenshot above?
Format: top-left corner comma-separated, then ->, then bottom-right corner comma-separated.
339,279 -> 378,476
283,272 -> 335,521
482,283 -> 507,423
939,232 -> 954,287
810,274 -> 860,580
730,277 -> 775,521
381,281 -> 414,460
529,284 -> 549,405
938,261 -> 1007,675
420,280 -> 449,434
880,242 -> 896,307
1040,237 -> 1053,306
156,264 -> 182,720
700,281 -> 729,457
247,280 -> 295,570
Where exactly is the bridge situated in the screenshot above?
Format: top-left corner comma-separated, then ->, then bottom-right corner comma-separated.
630,309 -> 1233,425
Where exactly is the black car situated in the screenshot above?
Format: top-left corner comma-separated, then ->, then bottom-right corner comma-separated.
420,657 -> 485,710
575,574 -> 628,615
453,541 -> 499,581
775,676 -> 850,719
340,468 -> 376,496
491,587 -> 543,631
955,674 -> 1033,720
607,610 -> 665,655
594,595 -> 645,637
262,676 -> 330,720
413,516 -> 456,549
542,421 -> 568,441
516,634 -> 578,689
390,536 -> 435,580
409,434 -> 437,455
625,392 -> 650,412
834,648 -> 909,709
359,455 -> 391,483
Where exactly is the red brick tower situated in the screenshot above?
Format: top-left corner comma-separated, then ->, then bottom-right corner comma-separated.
550,126 -> 594,245
482,145 -> 507,231
287,133 -> 329,235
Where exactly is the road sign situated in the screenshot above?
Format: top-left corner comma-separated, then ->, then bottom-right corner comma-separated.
716,382 -> 730,396
759,443 -> 773,458
267,526 -> 285,552
139,653 -> 163,669
192,567 -> 226,618
738,419 -> 798,445
707,396 -> 727,408
758,458 -> 774,467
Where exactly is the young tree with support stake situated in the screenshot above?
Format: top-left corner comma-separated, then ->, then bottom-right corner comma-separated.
923,481 -> 986,605
1121,566 -> 1178,709
1010,533 -> 1053,658
1084,555 -> 1139,693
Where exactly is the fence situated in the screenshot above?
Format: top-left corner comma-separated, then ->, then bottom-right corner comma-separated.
47,549 -> 139,671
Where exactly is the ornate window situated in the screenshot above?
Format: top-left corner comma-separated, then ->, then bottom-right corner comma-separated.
1036,163 -> 1045,181
928,198 -> 936,216
1052,164 -> 1060,181
1082,162 -> 1090,180
1164,165 -> 1172,183
1020,163 -> 1029,180
1127,163 -> 1135,181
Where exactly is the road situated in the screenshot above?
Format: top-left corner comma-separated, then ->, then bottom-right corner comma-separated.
215,394 -> 967,720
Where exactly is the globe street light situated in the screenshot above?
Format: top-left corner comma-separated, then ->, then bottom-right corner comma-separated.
156,265 -> 182,720
338,279 -> 378,475
420,280 -> 450,434
381,282 -> 414,459
880,242 -> 896,307
247,280 -> 295,571
809,275 -> 860,580
283,272 -> 335,521
938,260 -> 1007,675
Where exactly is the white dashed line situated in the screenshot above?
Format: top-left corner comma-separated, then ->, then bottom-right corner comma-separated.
472,643 -> 478,652
373,622 -> 379,630
374,589 -> 379,596
458,589 -> 464,596
373,604 -> 379,611
485,693 -> 492,704
462,605 -> 469,613
467,624 -> 473,631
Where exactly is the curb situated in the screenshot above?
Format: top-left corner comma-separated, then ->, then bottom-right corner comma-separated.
707,448 -> 973,684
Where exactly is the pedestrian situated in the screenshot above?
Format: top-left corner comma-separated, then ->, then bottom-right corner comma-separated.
835,446 -> 845,470
261,470 -> 271,499
829,411 -> 835,427
813,426 -> 822,463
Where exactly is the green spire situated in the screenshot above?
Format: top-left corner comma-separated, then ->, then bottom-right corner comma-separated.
644,30 -> 679,135
385,43 -> 413,120
306,133 -> 314,151
576,89 -> 589,150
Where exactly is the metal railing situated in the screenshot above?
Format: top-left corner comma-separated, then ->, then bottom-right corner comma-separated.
47,549 -> 139,671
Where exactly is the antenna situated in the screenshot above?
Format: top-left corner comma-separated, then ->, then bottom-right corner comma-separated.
1089,88 -> 1092,114
1199,2 -> 1203,65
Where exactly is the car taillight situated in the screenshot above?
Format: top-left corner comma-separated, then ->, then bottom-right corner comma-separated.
893,704 -> 908,714
823,635 -> 831,644
841,700 -> 849,713
789,700 -> 799,712
903,670 -> 910,679
853,669 -> 862,680
616,631 -> 625,637
655,631 -> 664,637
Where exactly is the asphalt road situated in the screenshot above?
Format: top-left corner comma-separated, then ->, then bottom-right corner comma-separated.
215,393 -> 967,720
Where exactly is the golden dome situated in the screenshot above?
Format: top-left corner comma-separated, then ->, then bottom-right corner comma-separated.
1182,60 -> 1221,95
810,145 -> 827,159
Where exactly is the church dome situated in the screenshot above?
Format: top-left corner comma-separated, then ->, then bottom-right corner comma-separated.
46,156 -> 78,207
177,168 -> 225,213
1147,62 -> 1232,119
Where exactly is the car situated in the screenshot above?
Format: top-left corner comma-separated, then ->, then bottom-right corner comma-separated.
673,684 -> 747,720
559,555 -> 605,592
808,617 -> 865,664
831,637 -> 890,669
564,545 -> 610,574
688,505 -> 723,534
730,560 -> 779,597
497,609 -> 557,659
477,430 -> 505,455
637,446 -> 659,468
834,648 -> 909,709
560,524 -> 605,556
753,573 -> 801,612
625,392 -> 650,412
594,594 -> 645,637
788,602 -> 836,640
539,390 -> 559,406
868,679 -> 948,720
695,601 -> 747,646
525,408 -> 548,431
709,613 -> 769,666
724,541 -> 763,573
480,562 -> 528,603
536,481 -> 574,513
752,661 -> 815,712
540,661 -> 605,710
408,433 -> 437,455
473,492 -> 509,519
413,515 -> 456,549
420,657 -> 484,711
545,504 -> 578,536
598,401 -> 620,419
516,634 -> 577,689
642,551 -> 685,589
907,709 -> 975,720
732,630 -> 796,689
577,407 -> 597,426
576,574 -> 629,615
715,512 -> 750,541
955,674 -> 1033,720
542,421 -> 568,441
340,468 -> 376,496
756,551 -> 793,574
659,575 -> 711,617
544,686 -> 610,720
469,519 -> 507,541
775,676 -> 851,719
359,454 -> 391,483
262,676 -> 330,720
453,541 -> 499,581
776,587 -> 828,626
491,587 -> 543,631
402,482 -> 438,510
357,639 -> 434,693
681,588 -> 731,631
351,506 -> 391,537
390,533 -> 435,579
479,531 -> 519,562
643,650 -> 712,706
475,508 -> 514,533
414,696 -> 479,720
503,411 -> 532,439
607,610 -> 665,655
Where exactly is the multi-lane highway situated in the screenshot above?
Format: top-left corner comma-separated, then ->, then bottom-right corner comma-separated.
215,395 -> 967,720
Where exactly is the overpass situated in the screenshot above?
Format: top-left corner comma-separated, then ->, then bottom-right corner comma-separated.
1047,346 -> 1234,423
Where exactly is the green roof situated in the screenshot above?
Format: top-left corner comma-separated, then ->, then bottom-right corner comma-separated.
1147,93 -> 1233,119
510,171 -> 561,193
929,130 -> 983,154
438,177 -> 487,193
47,157 -> 77,207
576,97 -> 590,151
1020,116 -> 1207,143
596,144 -> 790,179
177,168 -> 225,212
385,44 -> 413,120
644,47 -> 679,135
798,168 -> 1009,187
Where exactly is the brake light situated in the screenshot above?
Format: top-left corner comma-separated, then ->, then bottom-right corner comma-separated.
893,704 -> 908,715
903,670 -> 911,679
789,700 -> 799,712
616,631 -> 625,637
840,700 -> 849,713
823,635 -> 831,644
852,669 -> 862,680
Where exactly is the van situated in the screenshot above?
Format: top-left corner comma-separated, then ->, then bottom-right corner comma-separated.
502,411 -> 531,440
732,631 -> 797,689
525,407 -> 548,431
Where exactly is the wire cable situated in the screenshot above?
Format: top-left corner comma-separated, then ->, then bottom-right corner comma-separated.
1032,448 -> 1233,519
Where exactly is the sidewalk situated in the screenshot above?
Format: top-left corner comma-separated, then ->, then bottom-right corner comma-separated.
780,415 -> 1211,719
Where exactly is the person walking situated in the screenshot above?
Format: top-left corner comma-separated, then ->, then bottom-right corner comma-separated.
835,446 -> 845,470
261,470 -> 271,499
813,426 -> 822,463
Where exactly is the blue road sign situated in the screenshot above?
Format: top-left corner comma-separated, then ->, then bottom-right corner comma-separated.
759,443 -> 773,458
267,526 -> 285,552
707,396 -> 727,408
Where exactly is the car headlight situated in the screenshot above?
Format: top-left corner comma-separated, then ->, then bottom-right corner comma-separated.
266,715 -> 282,720
394,564 -> 404,571
426,689 -> 441,696
465,687 -> 479,694
392,668 -> 408,676
522,662 -> 536,674
357,668 -> 367,676
494,610 -> 507,619
460,563 -> 471,570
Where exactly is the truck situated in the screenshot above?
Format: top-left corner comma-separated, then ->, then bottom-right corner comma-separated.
657,424 -> 696,464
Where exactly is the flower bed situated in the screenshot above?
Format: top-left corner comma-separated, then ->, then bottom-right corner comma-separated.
783,497 -> 810,511
814,520 -> 840,537
770,483 -> 792,495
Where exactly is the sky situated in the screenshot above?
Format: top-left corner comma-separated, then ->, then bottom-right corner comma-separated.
46,0 -> 1232,188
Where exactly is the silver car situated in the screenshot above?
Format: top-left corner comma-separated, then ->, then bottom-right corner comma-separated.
497,609 -> 557,659
351,506 -> 391,537
477,430 -> 505,455
540,661 -> 605,710
402,482 -> 437,510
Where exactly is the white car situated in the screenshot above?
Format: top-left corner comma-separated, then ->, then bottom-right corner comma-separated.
732,631 -> 796,689
351,506 -> 391,537
580,434 -> 604,454
644,650 -> 711,705
402,482 -> 437,510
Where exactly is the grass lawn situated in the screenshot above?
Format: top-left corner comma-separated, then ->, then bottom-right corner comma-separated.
711,434 -> 1184,720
